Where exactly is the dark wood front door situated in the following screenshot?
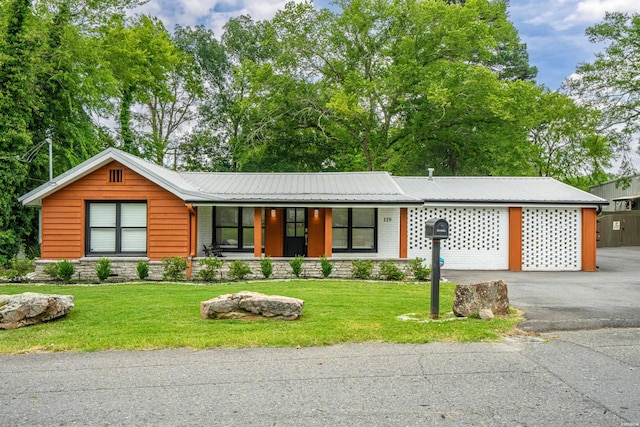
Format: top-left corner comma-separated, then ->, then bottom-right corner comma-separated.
284,208 -> 306,257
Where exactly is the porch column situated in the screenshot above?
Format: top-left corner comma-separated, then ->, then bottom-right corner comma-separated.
509,207 -> 522,271
324,208 -> 332,257
399,208 -> 408,258
254,207 -> 262,258
582,208 -> 597,272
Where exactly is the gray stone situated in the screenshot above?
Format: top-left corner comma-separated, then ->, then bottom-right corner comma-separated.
479,308 -> 495,320
453,280 -> 509,317
0,292 -> 74,330
201,291 -> 304,320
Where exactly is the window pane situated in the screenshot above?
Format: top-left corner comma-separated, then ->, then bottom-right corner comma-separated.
242,208 -> 254,227
286,223 -> 295,237
121,203 -> 147,227
332,228 -> 348,249
121,228 -> 146,252
90,203 -> 116,227
296,223 -> 305,237
216,207 -> 238,226
242,228 -> 254,249
90,228 -> 115,252
296,208 -> 305,220
352,228 -> 375,249
286,208 -> 296,223
332,208 -> 348,227
352,209 -> 375,227
217,228 -> 239,248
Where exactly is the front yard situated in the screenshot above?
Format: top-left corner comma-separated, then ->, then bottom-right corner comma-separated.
0,280 -> 522,354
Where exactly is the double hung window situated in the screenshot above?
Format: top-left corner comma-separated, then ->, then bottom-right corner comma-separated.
332,208 -> 377,252
87,202 -> 147,255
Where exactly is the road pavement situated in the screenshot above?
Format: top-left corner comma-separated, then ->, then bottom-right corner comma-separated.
1,328 -> 639,426
443,247 -> 640,332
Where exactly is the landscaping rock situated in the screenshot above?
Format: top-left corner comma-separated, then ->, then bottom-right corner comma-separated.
453,280 -> 509,317
0,292 -> 74,330
479,308 -> 495,320
201,291 -> 304,320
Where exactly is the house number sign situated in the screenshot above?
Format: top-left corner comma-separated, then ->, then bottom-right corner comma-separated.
383,217 -> 392,222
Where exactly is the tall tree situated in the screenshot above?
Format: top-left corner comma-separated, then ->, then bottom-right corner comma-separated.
564,11 -> 640,176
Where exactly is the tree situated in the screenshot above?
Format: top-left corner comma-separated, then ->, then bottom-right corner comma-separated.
564,11 -> 640,176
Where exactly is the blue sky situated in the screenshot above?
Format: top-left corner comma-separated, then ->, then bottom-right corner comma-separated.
135,0 -> 640,91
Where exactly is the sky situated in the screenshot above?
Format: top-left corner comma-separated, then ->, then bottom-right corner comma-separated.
134,0 -> 640,91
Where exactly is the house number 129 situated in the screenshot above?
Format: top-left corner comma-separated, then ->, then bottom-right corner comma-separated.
383,217 -> 392,222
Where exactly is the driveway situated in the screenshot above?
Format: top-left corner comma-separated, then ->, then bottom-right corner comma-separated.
443,246 -> 640,332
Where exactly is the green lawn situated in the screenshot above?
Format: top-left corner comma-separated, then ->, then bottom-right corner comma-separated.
0,280 -> 522,354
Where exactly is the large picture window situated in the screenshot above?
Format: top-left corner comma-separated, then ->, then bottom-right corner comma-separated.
87,202 -> 147,255
214,207 -> 264,251
332,208 -> 377,252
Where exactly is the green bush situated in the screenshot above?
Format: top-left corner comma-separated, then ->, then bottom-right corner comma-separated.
260,256 -> 273,279
289,255 -> 304,278
351,259 -> 374,280
57,260 -> 76,282
11,258 -> 34,276
320,255 -> 333,278
136,261 -> 149,280
162,257 -> 187,281
379,261 -> 405,281
95,257 -> 112,281
43,263 -> 58,279
407,257 -> 431,281
197,256 -> 224,282
228,260 -> 252,281
3,269 -> 20,281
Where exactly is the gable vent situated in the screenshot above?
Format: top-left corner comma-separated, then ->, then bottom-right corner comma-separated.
109,169 -> 123,183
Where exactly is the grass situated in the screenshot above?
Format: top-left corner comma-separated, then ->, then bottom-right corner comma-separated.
0,280 -> 523,354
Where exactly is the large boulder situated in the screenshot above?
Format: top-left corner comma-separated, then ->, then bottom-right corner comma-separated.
453,280 -> 509,317
0,292 -> 74,330
201,291 -> 304,320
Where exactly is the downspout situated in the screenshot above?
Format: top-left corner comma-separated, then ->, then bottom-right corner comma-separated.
186,203 -> 197,278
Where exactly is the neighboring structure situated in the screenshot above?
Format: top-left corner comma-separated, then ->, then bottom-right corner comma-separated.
19,148 -> 607,279
590,176 -> 640,212
590,176 -> 640,247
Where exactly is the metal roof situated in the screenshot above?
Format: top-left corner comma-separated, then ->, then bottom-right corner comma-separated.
179,171 -> 421,203
394,176 -> 608,206
19,148 -> 608,207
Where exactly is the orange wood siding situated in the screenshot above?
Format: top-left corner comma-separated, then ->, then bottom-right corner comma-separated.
581,208 -> 597,272
265,208 -> 283,257
509,207 -> 522,271
324,208 -> 332,257
41,161 -> 190,261
399,208 -> 408,258
307,208 -> 326,258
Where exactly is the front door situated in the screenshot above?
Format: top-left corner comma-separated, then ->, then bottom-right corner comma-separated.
284,208 -> 307,257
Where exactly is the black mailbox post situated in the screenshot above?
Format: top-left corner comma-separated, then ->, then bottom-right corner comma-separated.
425,218 -> 449,319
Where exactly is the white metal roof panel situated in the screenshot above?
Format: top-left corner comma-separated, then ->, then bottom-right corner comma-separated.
394,176 -> 608,205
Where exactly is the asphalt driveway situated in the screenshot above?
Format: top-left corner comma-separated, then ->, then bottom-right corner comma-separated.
443,246 -> 640,332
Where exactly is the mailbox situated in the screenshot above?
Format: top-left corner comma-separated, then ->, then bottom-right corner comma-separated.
425,218 -> 449,240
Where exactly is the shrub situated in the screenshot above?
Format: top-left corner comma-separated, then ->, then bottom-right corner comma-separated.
260,256 -> 273,279
162,257 -> 187,281
3,269 -> 20,281
289,255 -> 304,278
379,261 -> 405,281
407,257 -> 431,281
57,260 -> 76,282
95,257 -> 112,281
11,258 -> 34,276
43,263 -> 58,279
320,255 -> 333,278
351,259 -> 374,280
228,260 -> 252,281
136,261 -> 149,280
197,256 -> 224,282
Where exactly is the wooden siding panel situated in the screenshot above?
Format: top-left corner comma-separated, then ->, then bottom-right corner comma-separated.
41,161 -> 190,261
307,208 -> 325,258
509,207 -> 523,271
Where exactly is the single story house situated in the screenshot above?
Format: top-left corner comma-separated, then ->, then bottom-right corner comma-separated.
19,148 -> 608,279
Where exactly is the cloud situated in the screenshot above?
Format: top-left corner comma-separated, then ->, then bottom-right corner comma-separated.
564,0 -> 640,25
